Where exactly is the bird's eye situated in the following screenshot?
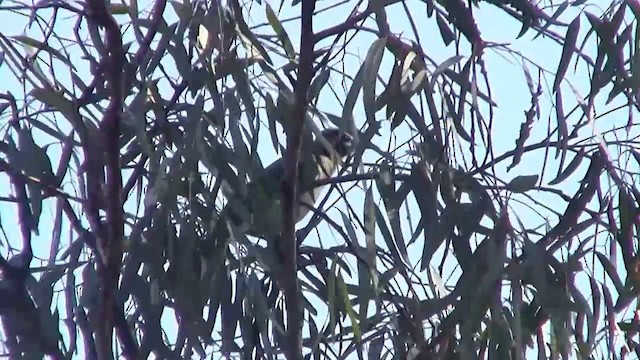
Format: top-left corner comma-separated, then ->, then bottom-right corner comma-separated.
342,135 -> 353,147
338,134 -> 354,156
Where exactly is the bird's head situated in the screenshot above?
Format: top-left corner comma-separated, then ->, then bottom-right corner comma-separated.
315,128 -> 354,159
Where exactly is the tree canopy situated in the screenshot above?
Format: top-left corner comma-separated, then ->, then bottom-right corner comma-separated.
0,0 -> 639,359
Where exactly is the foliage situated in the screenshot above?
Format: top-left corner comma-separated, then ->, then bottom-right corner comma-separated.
0,0 -> 639,359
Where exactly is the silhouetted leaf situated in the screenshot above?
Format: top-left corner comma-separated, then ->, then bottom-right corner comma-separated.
342,60 -> 366,125
338,273 -> 361,343
309,67 -> 330,102
508,174 -> 539,193
328,257 -> 339,330
587,276 -> 600,352
363,185 -> 377,266
549,149 -> 586,185
554,87 -> 569,160
231,66 -> 256,120
553,15 -> 580,92
508,109 -> 535,171
594,252 -> 624,294
534,0 -> 569,40
376,165 -> 409,264
363,37 -> 387,126
16,128 -> 54,233
30,88 -> 78,128
617,187 -> 636,269
436,13 -> 456,45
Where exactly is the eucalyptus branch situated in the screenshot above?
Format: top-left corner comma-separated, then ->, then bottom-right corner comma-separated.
280,1 -> 317,358
84,0 -> 136,358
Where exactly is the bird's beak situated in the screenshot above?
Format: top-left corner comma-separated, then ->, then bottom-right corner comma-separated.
338,132 -> 355,157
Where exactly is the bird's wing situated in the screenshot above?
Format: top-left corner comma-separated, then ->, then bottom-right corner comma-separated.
215,133 -> 347,240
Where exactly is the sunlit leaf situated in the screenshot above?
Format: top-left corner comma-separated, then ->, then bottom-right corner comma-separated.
265,3 -> 295,58
338,273 -> 361,342
11,35 -> 75,69
428,55 -> 464,90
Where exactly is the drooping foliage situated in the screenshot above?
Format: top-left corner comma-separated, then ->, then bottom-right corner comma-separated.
0,0 -> 639,359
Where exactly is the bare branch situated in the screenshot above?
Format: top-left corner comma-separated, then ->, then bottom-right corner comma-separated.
280,1 -> 317,358
84,0 -> 136,358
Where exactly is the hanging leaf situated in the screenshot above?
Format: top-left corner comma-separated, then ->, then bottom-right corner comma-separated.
554,87 -> 568,160
617,187 -> 637,271
436,13 -> 456,45
428,55 -> 465,90
265,3 -> 295,58
549,150 -> 585,185
327,257 -> 339,330
30,88 -> 78,126
594,252 -> 624,295
507,109 -> 535,171
508,174 -> 539,193
308,67 -> 331,102
338,273 -> 361,342
553,15 -> 581,92
11,35 -> 75,69
363,37 -> 387,126
342,61 -> 366,125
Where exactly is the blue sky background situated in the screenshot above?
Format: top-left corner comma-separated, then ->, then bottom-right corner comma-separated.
0,0 -> 638,358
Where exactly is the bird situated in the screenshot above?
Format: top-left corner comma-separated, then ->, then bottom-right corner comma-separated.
171,128 -> 354,316
215,127 -> 354,241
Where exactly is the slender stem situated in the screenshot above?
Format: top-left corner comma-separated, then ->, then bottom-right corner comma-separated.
280,1 -> 316,359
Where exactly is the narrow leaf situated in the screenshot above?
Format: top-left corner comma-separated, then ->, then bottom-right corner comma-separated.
508,175 -> 539,193
549,150 -> 585,185
363,38 -> 387,126
553,15 -> 580,92
265,4 -> 295,58
12,35 -> 75,69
